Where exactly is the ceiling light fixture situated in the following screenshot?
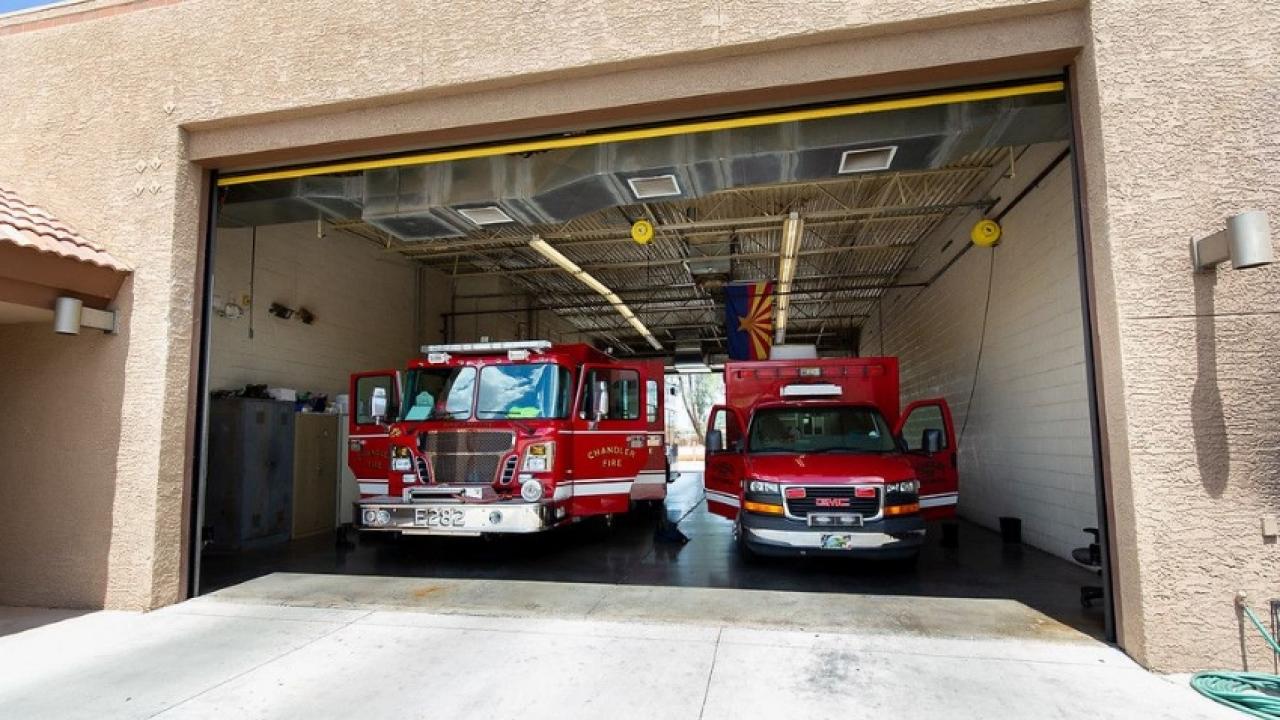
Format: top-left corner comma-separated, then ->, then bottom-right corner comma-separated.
528,237 -> 663,350
774,212 -> 803,345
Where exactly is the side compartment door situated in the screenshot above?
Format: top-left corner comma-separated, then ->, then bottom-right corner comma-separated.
895,399 -> 958,519
571,363 -> 649,515
348,370 -> 399,499
633,361 -> 668,500
703,405 -> 746,520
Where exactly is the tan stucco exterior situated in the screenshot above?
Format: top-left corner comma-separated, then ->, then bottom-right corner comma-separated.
1,0 -> 1277,673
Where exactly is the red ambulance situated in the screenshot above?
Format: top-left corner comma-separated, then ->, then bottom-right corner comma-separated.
348,341 -> 668,536
703,356 -> 957,560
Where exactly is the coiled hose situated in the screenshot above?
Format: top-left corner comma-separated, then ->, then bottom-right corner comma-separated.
1191,604 -> 1280,718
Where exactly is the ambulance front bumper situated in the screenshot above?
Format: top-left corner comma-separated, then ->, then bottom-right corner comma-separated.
741,513 -> 925,558
357,496 -> 559,536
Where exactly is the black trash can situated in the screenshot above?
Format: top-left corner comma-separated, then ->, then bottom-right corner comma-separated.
998,516 -> 1022,544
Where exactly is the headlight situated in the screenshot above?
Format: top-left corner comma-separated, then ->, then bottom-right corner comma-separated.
362,509 -> 391,527
392,457 -> 412,471
886,479 -> 920,494
746,480 -> 780,495
520,479 -> 544,502
522,442 -> 555,472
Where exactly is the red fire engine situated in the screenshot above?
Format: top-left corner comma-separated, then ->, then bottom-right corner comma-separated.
348,341 -> 668,535
703,355 -> 957,559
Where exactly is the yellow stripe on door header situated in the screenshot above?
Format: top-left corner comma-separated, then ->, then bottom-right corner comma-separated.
216,80 -> 1065,188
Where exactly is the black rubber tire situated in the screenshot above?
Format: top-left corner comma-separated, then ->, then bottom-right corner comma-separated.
735,520 -> 757,562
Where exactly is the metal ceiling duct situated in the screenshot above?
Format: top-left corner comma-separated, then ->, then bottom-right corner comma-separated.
217,176 -> 363,229
362,165 -> 467,241
257,91 -> 1072,240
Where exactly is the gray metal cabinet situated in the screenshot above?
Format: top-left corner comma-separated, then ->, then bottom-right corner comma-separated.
206,397 -> 295,550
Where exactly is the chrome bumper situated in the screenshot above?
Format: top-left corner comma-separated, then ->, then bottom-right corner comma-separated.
745,527 -> 925,551
358,498 -> 556,535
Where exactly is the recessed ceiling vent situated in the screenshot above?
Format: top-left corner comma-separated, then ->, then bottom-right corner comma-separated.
627,174 -> 682,200
456,205 -> 515,225
838,146 -> 898,174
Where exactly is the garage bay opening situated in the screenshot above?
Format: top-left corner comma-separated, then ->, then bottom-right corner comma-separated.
195,77 -> 1109,640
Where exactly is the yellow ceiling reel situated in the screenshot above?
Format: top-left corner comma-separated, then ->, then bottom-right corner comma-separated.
970,219 -> 1002,247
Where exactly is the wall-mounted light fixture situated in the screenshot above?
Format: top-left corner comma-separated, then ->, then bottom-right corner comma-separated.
53,296 -> 116,335
1191,210 -> 1274,272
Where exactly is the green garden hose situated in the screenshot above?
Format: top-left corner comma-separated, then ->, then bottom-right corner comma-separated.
1191,605 -> 1280,718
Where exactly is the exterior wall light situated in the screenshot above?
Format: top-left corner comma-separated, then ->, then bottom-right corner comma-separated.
53,296 -> 117,335
1191,210 -> 1274,271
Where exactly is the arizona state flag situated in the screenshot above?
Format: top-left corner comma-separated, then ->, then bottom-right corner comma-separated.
725,281 -> 775,360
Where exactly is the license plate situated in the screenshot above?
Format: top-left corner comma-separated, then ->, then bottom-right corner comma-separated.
820,533 -> 859,550
414,507 -> 466,528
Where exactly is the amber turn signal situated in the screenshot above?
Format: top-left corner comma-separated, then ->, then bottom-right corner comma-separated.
883,503 -> 920,516
743,500 -> 785,516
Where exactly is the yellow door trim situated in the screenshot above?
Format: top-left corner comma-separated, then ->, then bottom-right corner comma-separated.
216,80 -> 1064,188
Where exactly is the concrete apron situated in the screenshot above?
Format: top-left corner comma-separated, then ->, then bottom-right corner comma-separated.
0,574 -> 1235,719
212,571 -> 1092,643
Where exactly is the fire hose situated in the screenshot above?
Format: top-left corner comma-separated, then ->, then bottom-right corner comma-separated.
1191,602 -> 1280,718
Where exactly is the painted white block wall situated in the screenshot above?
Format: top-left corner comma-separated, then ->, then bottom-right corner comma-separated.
861,144 -> 1097,561
210,222 -> 421,397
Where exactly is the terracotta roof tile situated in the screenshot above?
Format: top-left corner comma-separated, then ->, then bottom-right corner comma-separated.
0,185 -> 131,272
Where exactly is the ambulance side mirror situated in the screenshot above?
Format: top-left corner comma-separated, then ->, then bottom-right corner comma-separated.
706,429 -> 724,454
370,387 -> 388,424
922,428 -> 943,455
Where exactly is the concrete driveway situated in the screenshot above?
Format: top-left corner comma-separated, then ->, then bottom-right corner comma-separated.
0,574 -> 1236,720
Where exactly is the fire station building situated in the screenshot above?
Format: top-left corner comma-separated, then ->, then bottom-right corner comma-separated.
0,0 -> 1277,677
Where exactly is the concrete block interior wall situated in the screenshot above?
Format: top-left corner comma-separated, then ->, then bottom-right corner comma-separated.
210,222 -> 422,397
861,143 -> 1096,561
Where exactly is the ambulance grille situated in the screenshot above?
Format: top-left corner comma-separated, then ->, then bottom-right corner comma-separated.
419,431 -> 515,485
784,486 -> 881,519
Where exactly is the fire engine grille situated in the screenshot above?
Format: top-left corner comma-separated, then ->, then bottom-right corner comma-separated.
419,431 -> 515,485
784,486 -> 881,518
499,455 -> 518,485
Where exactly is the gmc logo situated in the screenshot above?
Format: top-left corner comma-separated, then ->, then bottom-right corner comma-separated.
816,498 -> 850,508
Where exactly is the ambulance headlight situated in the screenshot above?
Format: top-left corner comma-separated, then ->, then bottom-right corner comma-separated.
520,480 -> 544,503
362,509 -> 378,525
746,480 -> 780,495
885,479 -> 920,495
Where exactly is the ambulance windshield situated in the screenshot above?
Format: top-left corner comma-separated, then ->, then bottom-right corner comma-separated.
748,406 -> 897,453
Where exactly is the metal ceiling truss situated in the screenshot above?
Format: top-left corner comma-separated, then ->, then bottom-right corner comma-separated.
400,149 -> 1012,354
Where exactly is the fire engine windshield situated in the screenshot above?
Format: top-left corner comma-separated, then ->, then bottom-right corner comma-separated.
400,367 -> 476,421
476,363 -> 573,419
748,406 -> 897,453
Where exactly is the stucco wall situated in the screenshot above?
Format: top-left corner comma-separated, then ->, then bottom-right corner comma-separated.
1073,0 -> 1280,673
209,223 -> 419,398
861,144 -> 1097,562
1,0 -> 1277,674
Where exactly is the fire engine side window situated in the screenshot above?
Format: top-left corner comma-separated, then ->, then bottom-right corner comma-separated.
355,375 -> 395,424
646,379 -> 659,423
579,369 -> 640,421
902,404 -> 947,450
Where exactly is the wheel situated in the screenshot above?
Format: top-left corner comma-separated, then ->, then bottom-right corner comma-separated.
885,551 -> 920,571
735,519 -> 757,561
